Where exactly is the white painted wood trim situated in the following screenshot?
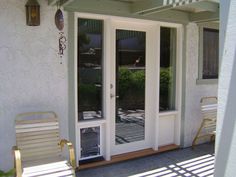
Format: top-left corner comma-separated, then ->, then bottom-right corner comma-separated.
159,110 -> 178,116
73,12 -> 183,160
198,22 -> 219,81
175,25 -> 183,146
74,13 -> 111,162
109,20 -> 158,155
78,124 -> 104,160
104,18 -> 112,161
77,120 -> 106,128
73,12 -> 79,165
153,24 -> 161,151
74,12 -> 182,28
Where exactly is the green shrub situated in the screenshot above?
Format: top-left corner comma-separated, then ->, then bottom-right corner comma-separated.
79,84 -> 101,111
160,68 -> 172,95
117,67 -> 145,109
131,70 -> 145,91
118,67 -> 132,98
0,169 -> 14,177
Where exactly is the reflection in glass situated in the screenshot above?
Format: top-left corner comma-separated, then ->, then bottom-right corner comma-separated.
203,28 -> 219,79
78,19 -> 103,121
115,30 -> 146,145
80,127 -> 100,158
160,27 -> 176,111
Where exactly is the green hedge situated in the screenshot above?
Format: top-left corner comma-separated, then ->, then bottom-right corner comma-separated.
78,67 -> 173,111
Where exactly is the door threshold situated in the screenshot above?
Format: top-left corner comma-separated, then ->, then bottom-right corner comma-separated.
78,144 -> 179,170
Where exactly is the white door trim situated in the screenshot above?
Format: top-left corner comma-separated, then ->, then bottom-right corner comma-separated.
73,12 -> 183,162
109,19 -> 160,155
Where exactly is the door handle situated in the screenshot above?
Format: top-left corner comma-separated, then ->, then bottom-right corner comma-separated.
110,94 -> 119,98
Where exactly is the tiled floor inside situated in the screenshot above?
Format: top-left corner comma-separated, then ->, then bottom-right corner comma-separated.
77,143 -> 215,177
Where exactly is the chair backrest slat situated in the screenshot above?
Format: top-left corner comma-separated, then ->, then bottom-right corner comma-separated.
15,112 -> 61,162
200,97 -> 217,134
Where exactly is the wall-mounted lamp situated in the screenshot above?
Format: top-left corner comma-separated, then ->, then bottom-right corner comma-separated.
25,0 -> 40,26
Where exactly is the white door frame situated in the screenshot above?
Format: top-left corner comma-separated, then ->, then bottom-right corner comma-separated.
109,19 -> 159,155
73,12 -> 183,162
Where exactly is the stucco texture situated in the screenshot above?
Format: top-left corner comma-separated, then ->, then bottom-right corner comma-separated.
0,0 -> 68,170
183,23 -> 218,147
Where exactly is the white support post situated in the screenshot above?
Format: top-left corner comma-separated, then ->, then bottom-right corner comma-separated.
214,0 -> 236,177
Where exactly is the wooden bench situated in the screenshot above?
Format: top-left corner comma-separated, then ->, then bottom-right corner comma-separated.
192,97 -> 217,148
12,111 -> 76,177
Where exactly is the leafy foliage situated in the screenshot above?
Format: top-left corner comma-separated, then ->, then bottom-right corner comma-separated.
79,84 -> 101,111
131,70 -> 145,90
79,33 -> 90,47
0,169 -> 14,177
118,67 -> 133,97
160,67 -> 171,96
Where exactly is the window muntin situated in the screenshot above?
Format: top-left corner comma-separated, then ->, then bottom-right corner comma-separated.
159,27 -> 177,111
78,18 -> 103,121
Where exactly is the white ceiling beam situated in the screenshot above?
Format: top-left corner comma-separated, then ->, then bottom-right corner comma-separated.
205,0 -> 219,3
48,0 -> 57,6
131,0 -> 219,15
189,10 -> 219,22
48,0 -> 74,7
131,0 -> 172,14
186,1 -> 219,12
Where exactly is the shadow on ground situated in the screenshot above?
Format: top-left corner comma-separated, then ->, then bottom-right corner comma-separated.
77,143 -> 215,177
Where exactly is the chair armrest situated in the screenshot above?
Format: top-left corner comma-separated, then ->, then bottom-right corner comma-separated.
59,139 -> 76,169
12,146 -> 22,177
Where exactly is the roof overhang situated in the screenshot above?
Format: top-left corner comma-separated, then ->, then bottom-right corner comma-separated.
48,0 -> 219,24
48,0 -> 74,7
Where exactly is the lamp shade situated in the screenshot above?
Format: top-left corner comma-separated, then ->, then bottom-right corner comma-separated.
25,0 -> 40,26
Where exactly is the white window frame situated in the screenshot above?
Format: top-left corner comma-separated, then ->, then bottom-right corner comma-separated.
197,22 -> 219,85
73,12 -> 183,164
77,121 -> 105,161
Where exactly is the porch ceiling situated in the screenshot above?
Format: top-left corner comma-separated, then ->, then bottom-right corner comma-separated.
49,0 -> 219,23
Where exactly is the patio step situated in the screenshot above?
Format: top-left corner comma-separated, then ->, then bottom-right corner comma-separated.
78,144 -> 179,170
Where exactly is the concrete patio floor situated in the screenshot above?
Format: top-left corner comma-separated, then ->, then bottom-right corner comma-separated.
77,143 -> 215,177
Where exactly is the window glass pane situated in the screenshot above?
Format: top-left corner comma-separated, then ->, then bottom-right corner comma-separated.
203,28 -> 219,79
80,127 -> 100,158
78,19 -> 103,121
115,30 -> 146,144
160,27 -> 176,111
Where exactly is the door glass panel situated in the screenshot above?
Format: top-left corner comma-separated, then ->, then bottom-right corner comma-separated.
78,18 -> 103,121
203,28 -> 219,79
80,127 -> 100,158
115,29 -> 146,145
160,27 -> 176,111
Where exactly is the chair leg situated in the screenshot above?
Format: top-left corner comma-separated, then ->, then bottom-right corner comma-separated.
210,135 -> 215,142
192,121 -> 205,149
192,137 -> 198,149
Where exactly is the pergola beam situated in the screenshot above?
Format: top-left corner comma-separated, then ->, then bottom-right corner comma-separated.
186,1 -> 219,12
48,0 -> 74,7
131,0 -> 171,14
189,11 -> 219,22
131,0 -> 219,15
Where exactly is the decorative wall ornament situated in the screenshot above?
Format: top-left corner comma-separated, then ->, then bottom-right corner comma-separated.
58,32 -> 67,61
55,9 -> 64,31
55,1 -> 66,64
25,0 -> 40,26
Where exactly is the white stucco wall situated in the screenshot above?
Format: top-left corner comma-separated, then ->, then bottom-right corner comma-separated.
0,0 -> 68,171
183,23 -> 218,147
0,0 -> 221,170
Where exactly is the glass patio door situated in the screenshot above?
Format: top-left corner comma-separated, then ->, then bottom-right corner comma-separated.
110,21 -> 154,155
